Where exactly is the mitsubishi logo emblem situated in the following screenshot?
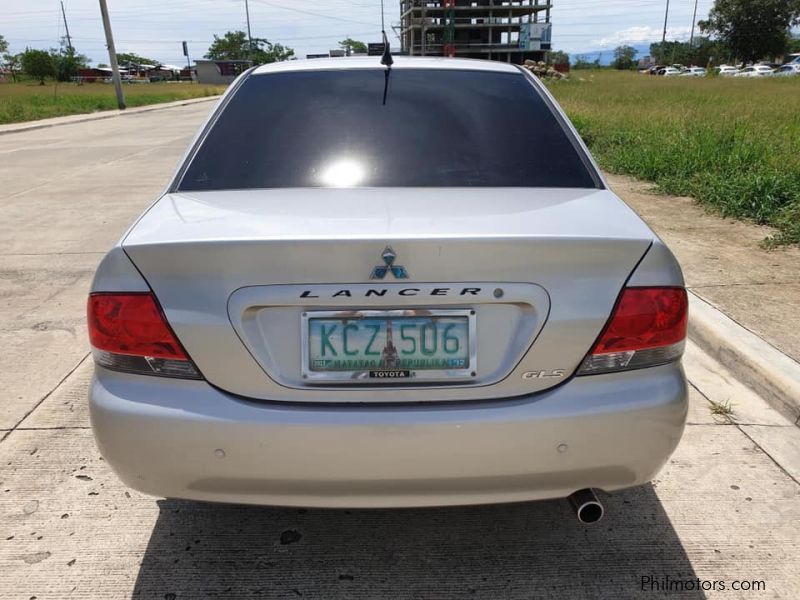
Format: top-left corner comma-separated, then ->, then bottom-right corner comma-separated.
370,247 -> 409,279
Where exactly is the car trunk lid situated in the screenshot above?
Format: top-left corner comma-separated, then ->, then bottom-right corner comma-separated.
122,187 -> 654,403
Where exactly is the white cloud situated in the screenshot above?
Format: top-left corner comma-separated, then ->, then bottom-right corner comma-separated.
595,25 -> 693,49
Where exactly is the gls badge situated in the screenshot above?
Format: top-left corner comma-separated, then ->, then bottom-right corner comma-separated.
522,369 -> 566,380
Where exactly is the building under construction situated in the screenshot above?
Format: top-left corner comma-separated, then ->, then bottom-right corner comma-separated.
399,1 -> 552,64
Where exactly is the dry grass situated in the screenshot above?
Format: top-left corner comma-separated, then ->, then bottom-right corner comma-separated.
709,399 -> 735,417
547,71 -> 800,246
0,81 -> 225,125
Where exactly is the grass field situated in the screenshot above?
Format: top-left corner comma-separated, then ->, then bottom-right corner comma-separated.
547,71 -> 800,246
2,73 -> 798,245
0,81 -> 225,125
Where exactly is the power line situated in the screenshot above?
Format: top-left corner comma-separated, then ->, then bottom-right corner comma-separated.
251,0 -> 380,27
5,30 -> 378,46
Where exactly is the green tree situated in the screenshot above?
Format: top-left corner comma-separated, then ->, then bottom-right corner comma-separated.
0,34 -> 14,80
339,38 -> 367,55
786,35 -> 800,54
650,41 -> 688,65
650,38 -> 732,67
547,50 -> 570,65
205,30 -> 249,60
261,42 -> 294,64
611,45 -> 638,70
20,48 -> 55,84
52,39 -> 90,82
3,52 -> 21,82
700,0 -> 800,64
116,52 -> 160,67
205,30 -> 294,65
573,54 -> 600,69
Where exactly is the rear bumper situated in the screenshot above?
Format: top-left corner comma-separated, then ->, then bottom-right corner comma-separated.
89,363 -> 688,508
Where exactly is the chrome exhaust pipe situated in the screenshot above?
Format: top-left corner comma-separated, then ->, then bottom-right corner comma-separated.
568,488 -> 604,524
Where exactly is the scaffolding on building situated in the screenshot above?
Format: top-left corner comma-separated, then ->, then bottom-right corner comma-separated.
399,1 -> 552,64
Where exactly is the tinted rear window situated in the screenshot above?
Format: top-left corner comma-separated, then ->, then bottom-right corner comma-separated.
178,68 -> 597,190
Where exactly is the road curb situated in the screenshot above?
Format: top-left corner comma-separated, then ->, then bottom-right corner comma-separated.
688,291 -> 800,425
0,95 -> 220,136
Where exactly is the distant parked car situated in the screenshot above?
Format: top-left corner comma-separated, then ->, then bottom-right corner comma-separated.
773,64 -> 800,77
680,67 -> 706,77
736,65 -> 774,78
103,74 -> 135,84
716,65 -> 740,77
660,67 -> 681,77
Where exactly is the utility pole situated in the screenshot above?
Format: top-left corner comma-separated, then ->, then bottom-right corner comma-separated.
661,0 -> 670,44
689,0 -> 699,47
60,1 -> 73,52
98,0 -> 125,109
244,0 -> 253,59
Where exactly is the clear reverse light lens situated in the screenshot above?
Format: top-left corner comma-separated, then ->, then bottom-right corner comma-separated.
92,350 -> 202,379
578,341 -> 685,375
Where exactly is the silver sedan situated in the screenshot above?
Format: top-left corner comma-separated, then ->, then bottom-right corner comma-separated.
774,64 -> 800,77
88,57 -> 688,523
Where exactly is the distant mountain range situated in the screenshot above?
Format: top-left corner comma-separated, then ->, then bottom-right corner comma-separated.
569,44 -> 653,65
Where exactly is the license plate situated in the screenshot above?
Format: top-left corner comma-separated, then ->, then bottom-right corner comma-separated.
301,309 -> 476,383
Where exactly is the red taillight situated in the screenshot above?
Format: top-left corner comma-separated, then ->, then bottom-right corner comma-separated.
88,293 -> 187,358
578,287 -> 688,375
591,287 -> 688,354
88,293 -> 200,379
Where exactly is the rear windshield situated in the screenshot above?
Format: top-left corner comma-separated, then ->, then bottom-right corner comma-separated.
178,68 -> 598,190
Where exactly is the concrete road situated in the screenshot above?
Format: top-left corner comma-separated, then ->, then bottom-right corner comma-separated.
1,103 -> 799,599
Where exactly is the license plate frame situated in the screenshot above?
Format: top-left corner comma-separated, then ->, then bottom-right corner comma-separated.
300,309 -> 477,384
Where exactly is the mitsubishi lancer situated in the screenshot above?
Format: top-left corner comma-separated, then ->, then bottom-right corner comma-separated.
88,56 -> 688,522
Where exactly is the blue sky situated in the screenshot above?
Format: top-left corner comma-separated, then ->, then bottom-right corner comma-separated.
4,0 -> 716,66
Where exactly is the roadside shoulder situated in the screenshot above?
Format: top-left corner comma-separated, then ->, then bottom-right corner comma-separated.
689,292 -> 800,425
0,95 -> 220,136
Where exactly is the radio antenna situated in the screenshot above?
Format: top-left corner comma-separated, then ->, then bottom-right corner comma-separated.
380,0 -> 393,67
